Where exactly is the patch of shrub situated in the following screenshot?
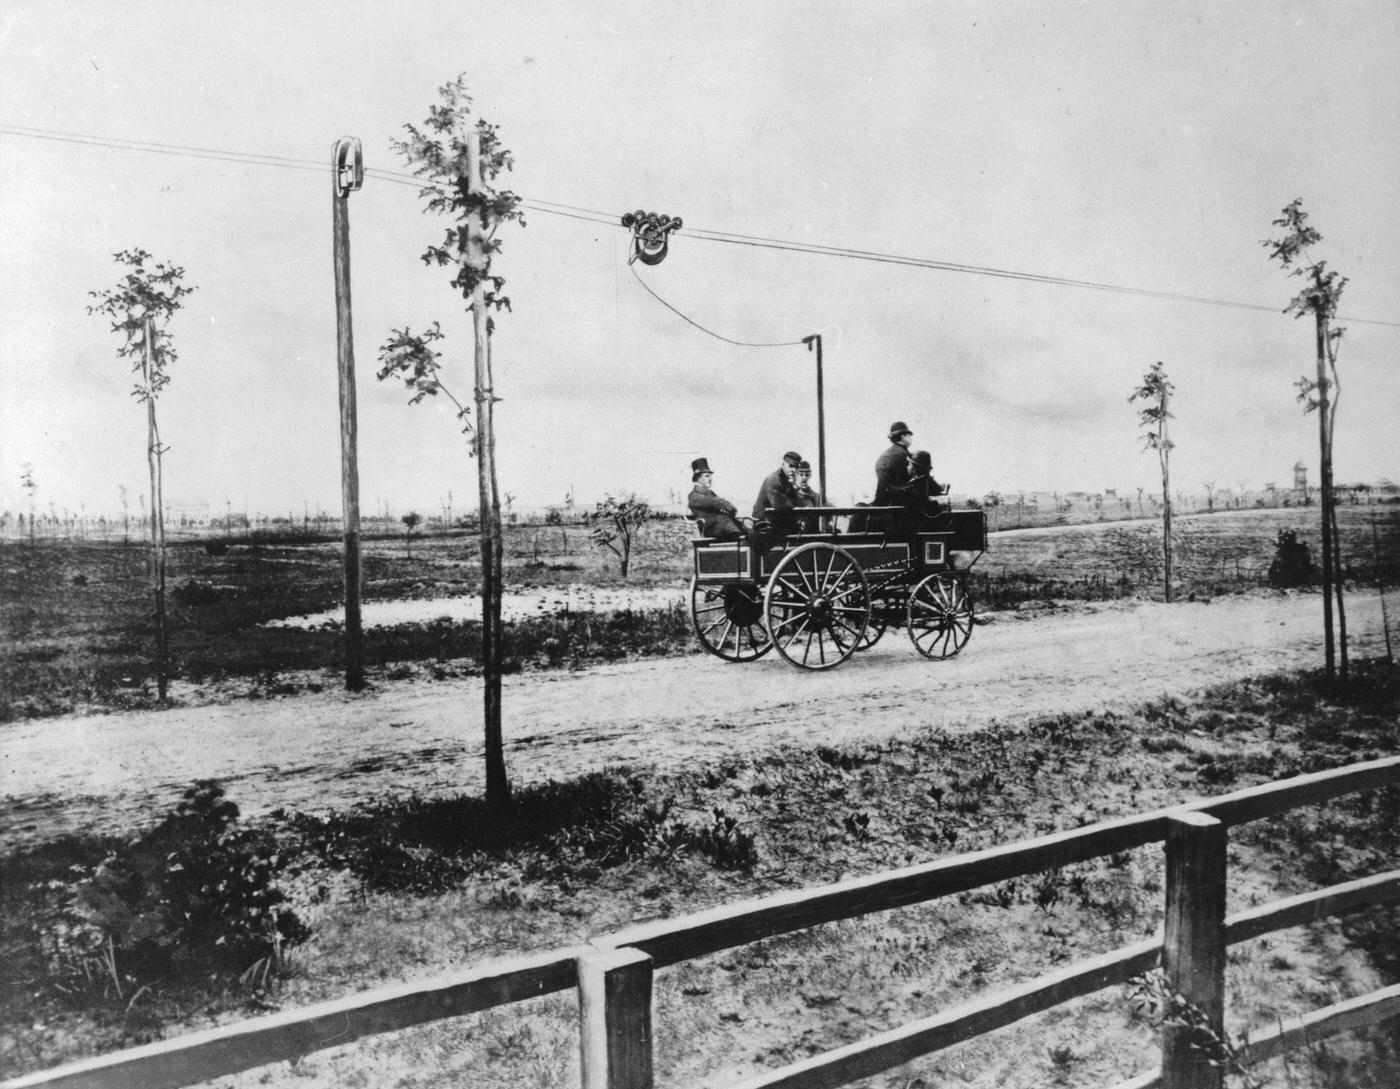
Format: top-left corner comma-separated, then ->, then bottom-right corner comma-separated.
276,772 -> 760,893
65,781 -> 309,986
1267,528 -> 1314,588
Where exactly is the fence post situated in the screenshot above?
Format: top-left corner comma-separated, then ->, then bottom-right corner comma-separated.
579,947 -> 653,1089
1162,811 -> 1228,1089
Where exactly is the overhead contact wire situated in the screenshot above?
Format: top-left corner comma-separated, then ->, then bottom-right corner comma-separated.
3,123 -> 1398,328
629,266 -> 805,347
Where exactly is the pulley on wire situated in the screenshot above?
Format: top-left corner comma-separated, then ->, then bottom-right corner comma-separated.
621,209 -> 682,265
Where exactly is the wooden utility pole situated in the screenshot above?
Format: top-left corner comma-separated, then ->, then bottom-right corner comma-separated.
467,131 -> 511,807
802,334 -> 828,504
332,136 -> 365,691
143,316 -> 170,701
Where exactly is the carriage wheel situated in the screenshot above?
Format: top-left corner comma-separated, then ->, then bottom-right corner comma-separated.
690,579 -> 773,662
855,615 -> 886,650
907,573 -> 974,660
763,543 -> 870,670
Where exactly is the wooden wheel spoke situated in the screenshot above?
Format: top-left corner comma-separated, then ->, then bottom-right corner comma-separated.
775,575 -> 808,601
779,615 -> 813,648
770,610 -> 807,634
698,613 -> 730,638
829,616 -> 862,645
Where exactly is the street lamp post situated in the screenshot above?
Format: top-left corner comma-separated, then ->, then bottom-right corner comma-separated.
802,334 -> 827,504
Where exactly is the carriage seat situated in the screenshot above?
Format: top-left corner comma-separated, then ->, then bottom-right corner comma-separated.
682,513 -> 711,539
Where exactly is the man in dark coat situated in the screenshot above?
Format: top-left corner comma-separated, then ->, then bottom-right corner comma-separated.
874,421 -> 915,506
753,451 -> 803,542
902,449 -> 946,531
687,458 -> 752,543
750,447 -> 806,540
793,459 -> 820,533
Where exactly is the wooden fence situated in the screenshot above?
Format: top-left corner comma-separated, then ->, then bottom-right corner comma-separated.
5,756 -> 1399,1089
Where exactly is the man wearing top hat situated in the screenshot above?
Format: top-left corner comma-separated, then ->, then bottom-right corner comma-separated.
753,451 -> 803,543
687,458 -> 752,543
874,421 -> 916,507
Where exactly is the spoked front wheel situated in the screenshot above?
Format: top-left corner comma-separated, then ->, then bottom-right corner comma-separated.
764,543 -> 870,670
907,573 -> 974,659
691,579 -> 773,662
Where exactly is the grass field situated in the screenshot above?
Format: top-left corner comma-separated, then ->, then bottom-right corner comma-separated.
2,661 -> 1397,1086
2,505 -> 1397,723
3,505 -> 1400,1085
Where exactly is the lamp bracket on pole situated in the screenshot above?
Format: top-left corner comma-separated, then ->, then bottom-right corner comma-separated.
333,136 -> 363,199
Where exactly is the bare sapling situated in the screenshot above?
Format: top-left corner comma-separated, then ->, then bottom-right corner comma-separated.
1130,362 -> 1175,602
1264,200 -> 1349,681
378,76 -> 525,809
401,511 -> 421,557
588,495 -> 653,578
88,250 -> 196,702
20,464 -> 37,546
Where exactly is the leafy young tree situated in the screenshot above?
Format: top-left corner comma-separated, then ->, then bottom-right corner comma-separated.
88,249 -> 196,702
20,463 -> 37,546
401,511 -> 421,557
1263,199 -> 1349,681
378,76 -> 524,808
1130,362 -> 1175,602
588,495 -> 653,578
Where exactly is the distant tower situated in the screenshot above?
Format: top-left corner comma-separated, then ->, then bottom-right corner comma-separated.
1293,461 -> 1310,504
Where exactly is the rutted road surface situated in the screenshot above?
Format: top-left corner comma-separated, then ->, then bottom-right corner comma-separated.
2,592 -> 1392,847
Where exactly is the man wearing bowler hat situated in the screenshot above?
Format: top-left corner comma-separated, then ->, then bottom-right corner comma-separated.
687,458 -> 752,544
874,421 -> 916,507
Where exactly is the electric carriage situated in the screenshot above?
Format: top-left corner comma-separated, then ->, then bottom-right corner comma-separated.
687,501 -> 987,671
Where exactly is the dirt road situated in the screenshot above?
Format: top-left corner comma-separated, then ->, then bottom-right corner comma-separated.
2,591 -> 1392,847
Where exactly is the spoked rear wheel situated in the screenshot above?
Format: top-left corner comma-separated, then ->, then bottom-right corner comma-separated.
907,573 -> 974,659
691,578 -> 773,662
764,543 -> 870,670
855,614 -> 887,650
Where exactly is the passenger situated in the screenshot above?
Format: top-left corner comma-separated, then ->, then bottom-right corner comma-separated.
687,458 -> 754,545
904,449 -> 946,529
793,459 -> 820,533
753,450 -> 803,544
874,421 -> 915,506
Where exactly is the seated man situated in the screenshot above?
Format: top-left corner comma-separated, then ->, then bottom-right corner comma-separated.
873,421 -> 915,506
687,457 -> 754,544
793,459 -> 820,533
904,449 -> 947,530
752,450 -> 803,544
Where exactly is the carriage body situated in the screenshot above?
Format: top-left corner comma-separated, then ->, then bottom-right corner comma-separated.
689,506 -> 987,669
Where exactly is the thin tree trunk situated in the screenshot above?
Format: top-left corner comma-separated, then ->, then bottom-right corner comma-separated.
1315,306 -> 1336,678
1160,386 -> 1173,603
468,132 -> 510,809
1331,502 -> 1349,680
144,318 -> 169,702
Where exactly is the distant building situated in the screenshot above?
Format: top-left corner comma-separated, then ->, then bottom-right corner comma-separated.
1291,462 -> 1310,505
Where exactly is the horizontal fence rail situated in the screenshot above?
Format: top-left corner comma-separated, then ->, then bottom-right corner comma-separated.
1109,984 -> 1400,1089
600,756 -> 1400,968
4,756 -> 1398,1089
729,867 -> 1400,1089
1,947 -> 582,1089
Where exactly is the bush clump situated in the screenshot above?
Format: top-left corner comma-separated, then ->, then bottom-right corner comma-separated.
66,781 -> 309,986
275,771 -> 759,893
1268,528 -> 1314,588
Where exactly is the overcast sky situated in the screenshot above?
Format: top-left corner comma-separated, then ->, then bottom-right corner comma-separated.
2,0 -> 1397,519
